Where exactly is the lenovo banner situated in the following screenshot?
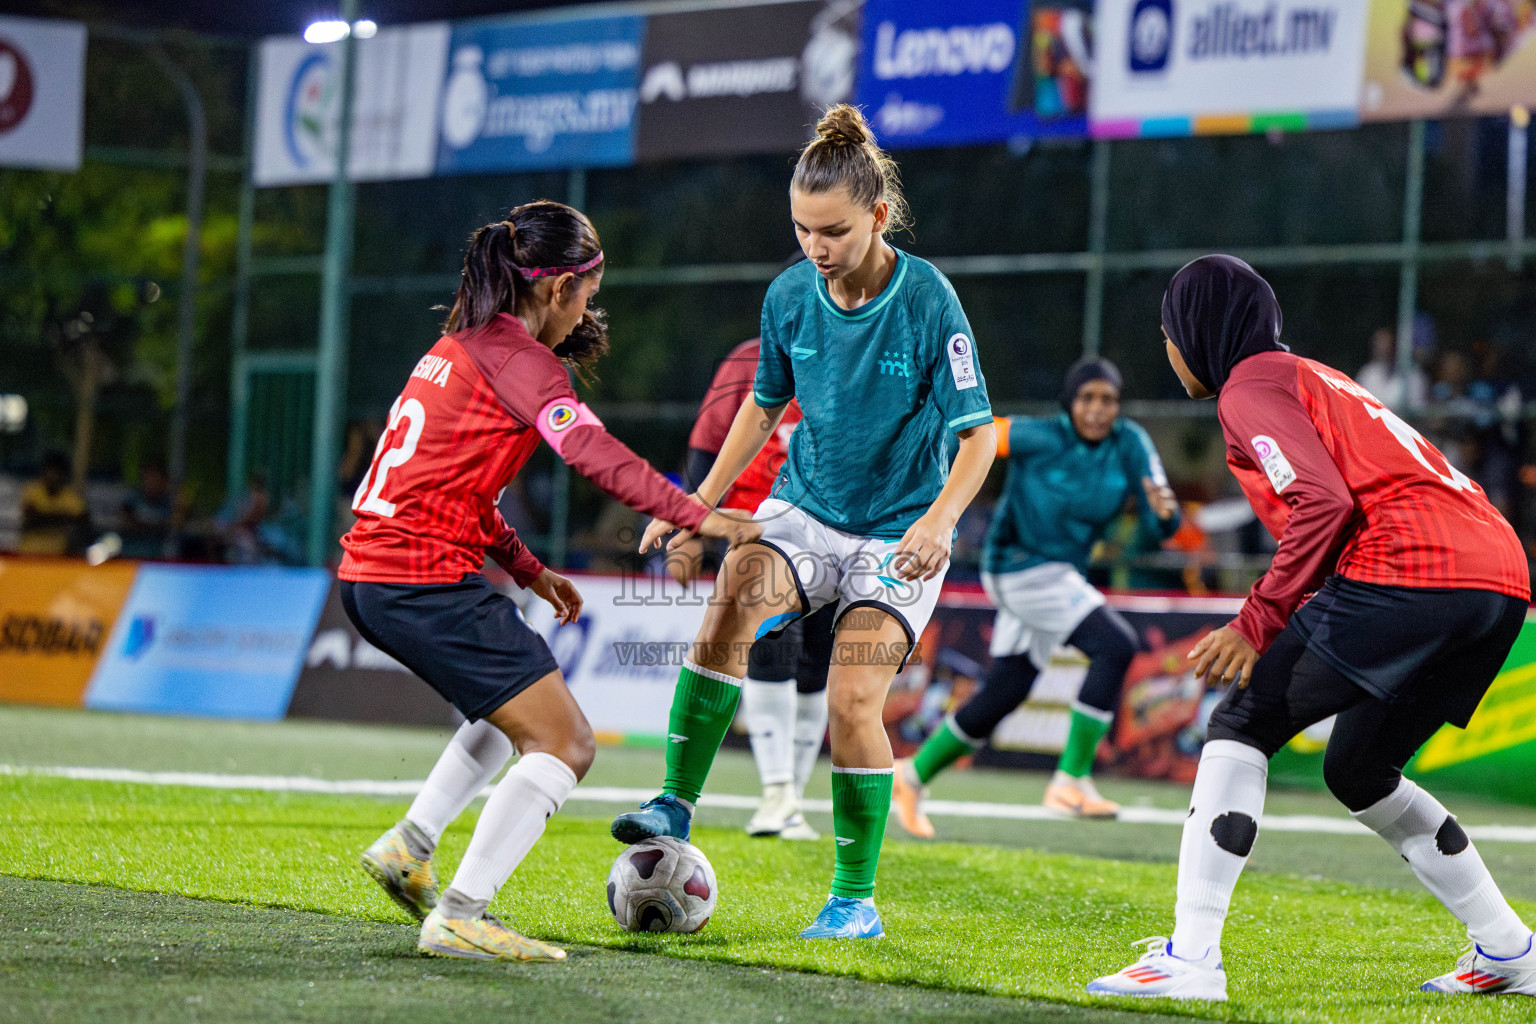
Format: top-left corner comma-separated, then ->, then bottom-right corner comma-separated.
855,0 -> 1090,149
634,0 -> 862,162
1091,0 -> 1368,138
0,15 -> 85,171
254,24 -> 449,186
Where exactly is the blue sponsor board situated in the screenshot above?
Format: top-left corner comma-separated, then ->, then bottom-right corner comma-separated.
85,565 -> 331,721
435,14 -> 644,175
854,0 -> 1089,149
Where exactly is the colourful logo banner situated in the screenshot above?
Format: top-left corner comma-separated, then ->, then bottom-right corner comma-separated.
1091,0 -> 1368,138
1361,0 -> 1536,121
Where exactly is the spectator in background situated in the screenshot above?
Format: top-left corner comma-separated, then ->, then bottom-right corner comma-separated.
18,451 -> 88,556
1356,327 -> 1428,410
119,459 -> 184,559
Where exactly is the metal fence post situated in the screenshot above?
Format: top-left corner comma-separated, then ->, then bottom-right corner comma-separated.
227,44 -> 259,504
1081,139 -> 1111,358
1395,120 -> 1427,410
547,166 -> 587,569
306,1 -> 360,567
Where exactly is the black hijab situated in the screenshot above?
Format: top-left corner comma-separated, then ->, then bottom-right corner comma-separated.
1059,356 -> 1123,412
1160,255 -> 1287,393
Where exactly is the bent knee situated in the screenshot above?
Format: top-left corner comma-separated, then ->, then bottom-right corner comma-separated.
1322,753 -> 1398,813
523,723 -> 596,782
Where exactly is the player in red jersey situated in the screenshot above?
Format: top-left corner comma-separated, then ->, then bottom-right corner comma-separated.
678,340 -> 834,840
1091,255 -> 1535,1002
342,201 -> 757,963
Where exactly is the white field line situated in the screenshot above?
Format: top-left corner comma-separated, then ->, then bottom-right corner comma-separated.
7,763 -> 1536,844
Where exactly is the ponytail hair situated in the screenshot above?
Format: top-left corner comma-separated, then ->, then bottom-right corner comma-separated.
791,104 -> 910,236
441,199 -> 610,375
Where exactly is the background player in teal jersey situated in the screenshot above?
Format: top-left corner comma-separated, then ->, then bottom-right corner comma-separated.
893,358 -> 1180,834
610,105 -> 997,940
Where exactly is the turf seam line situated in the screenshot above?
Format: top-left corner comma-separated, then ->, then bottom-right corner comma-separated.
10,763 -> 1536,843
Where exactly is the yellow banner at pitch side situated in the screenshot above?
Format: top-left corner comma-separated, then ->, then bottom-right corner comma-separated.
0,558 -> 137,706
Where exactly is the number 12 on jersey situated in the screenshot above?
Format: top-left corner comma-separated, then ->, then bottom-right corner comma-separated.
353,397 -> 426,517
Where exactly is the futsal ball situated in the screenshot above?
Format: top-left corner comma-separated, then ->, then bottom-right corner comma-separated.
606,836 -> 717,933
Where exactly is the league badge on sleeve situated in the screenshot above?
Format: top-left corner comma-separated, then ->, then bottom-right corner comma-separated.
947,333 -> 978,391
1251,435 -> 1296,494
546,403 -> 578,432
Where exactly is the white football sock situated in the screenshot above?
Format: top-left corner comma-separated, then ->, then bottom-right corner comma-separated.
1171,739 -> 1268,959
1353,778 -> 1532,958
406,719 -> 514,845
743,676 -> 796,787
448,752 -> 578,903
792,690 -> 828,797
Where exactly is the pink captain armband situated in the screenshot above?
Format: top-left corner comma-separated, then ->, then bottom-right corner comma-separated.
535,397 -> 604,457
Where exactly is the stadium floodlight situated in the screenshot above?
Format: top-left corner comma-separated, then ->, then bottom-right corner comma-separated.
353,20 -> 378,39
303,20 -> 351,44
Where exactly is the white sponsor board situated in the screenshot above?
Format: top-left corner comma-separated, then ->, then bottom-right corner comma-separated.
0,15 -> 85,171
520,572 -> 713,738
254,23 -> 449,186
1091,0 -> 1368,134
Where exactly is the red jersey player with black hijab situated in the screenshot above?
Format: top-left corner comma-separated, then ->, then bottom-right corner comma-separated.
343,201 -> 758,964
1091,255 -> 1535,1002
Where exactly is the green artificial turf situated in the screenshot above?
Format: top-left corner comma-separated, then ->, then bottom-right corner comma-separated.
5,771 -> 1536,1024
3,876 -> 1156,1024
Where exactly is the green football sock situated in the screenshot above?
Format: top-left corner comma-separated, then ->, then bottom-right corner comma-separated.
661,661 -> 741,805
910,717 -> 979,785
1058,707 -> 1113,779
829,769 -> 892,899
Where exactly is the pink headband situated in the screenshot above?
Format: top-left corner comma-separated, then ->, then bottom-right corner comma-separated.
515,251 -> 604,280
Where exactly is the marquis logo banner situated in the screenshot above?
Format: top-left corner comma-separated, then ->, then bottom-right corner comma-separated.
634,0 -> 861,162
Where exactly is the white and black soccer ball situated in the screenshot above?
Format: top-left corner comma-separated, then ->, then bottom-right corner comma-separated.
606,837 -> 717,934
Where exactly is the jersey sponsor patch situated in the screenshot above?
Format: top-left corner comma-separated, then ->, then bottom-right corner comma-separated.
1251,435 -> 1296,494
946,333 -> 978,391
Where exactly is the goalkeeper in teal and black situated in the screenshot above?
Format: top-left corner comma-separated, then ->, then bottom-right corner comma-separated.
894,358 -> 1182,835
609,105 -> 997,941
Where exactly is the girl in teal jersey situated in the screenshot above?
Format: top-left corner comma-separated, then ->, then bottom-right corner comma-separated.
611,105 -> 997,940
892,358 -> 1180,836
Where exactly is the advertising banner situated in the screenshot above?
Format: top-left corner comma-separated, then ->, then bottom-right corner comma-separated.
888,586 -> 1239,783
254,23 -> 449,186
0,559 -> 137,707
1090,0 -> 1368,138
86,565 -> 331,720
286,580 -> 460,727
634,0 -> 862,162
855,0 -> 1090,149
522,572 -> 712,740
0,15 -> 85,171
1360,0 -> 1536,121
435,13 -> 643,175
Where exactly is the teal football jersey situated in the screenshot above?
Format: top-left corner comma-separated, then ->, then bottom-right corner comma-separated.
753,249 -> 992,539
981,414 -> 1181,576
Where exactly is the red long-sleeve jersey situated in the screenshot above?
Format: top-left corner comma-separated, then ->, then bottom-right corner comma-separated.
1219,351 -> 1529,653
687,339 -> 802,511
340,313 -> 707,585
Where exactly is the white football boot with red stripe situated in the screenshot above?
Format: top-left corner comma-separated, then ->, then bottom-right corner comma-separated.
1086,937 -> 1228,1002
1422,938 -> 1536,996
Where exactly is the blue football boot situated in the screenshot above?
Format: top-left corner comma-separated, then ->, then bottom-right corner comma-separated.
610,793 -> 692,844
798,896 -> 885,939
